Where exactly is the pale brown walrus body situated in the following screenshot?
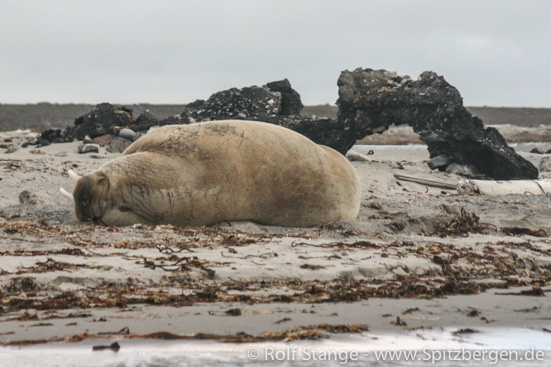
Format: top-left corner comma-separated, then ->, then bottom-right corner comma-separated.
66,120 -> 361,227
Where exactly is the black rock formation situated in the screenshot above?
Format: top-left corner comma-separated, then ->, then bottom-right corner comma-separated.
130,111 -> 160,132
72,103 -> 133,140
265,79 -> 303,115
181,85 -> 282,121
337,68 -> 538,180
39,128 -> 73,145
180,80 -> 355,154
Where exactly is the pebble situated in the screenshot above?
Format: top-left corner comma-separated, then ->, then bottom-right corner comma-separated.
539,156 -> 551,172
428,155 -> 451,170
445,163 -> 481,178
78,144 -> 100,154
106,137 -> 131,153
118,128 -> 137,141
5,144 -> 18,154
93,134 -> 114,147
19,190 -> 37,205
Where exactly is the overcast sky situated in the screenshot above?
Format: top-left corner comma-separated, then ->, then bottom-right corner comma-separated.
2,0 -> 550,107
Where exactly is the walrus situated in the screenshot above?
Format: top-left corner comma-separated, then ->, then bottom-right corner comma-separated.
60,120 -> 361,227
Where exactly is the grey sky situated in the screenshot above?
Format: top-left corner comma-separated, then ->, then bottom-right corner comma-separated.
2,0 -> 550,107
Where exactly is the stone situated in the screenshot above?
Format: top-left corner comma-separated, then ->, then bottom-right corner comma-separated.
428,155 -> 451,171
5,144 -> 18,154
83,135 -> 94,144
118,128 -> 137,141
72,103 -> 134,140
78,144 -> 100,154
19,190 -> 37,205
176,79 -> 356,154
93,134 -> 114,147
40,128 -> 73,144
265,79 -> 303,115
130,111 -> 161,132
22,137 -> 39,148
106,137 -> 132,153
336,67 -> 538,180
539,156 -> 551,172
445,163 -> 482,178
181,85 -> 282,122
262,115 -> 357,155
37,137 -> 51,146
531,147 -> 544,154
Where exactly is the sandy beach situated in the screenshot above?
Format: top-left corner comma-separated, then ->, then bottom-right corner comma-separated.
1,131 -> 551,364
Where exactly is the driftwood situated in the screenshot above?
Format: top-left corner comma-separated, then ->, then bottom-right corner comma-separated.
457,179 -> 551,195
394,173 -> 551,196
392,174 -> 457,190
346,150 -> 374,162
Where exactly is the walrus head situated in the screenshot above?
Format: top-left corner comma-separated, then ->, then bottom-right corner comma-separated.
60,170 -> 110,223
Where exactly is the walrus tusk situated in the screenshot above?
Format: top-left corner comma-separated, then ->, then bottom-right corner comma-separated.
68,169 -> 81,182
59,187 -> 74,201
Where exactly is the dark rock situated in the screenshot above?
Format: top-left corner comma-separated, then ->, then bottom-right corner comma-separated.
445,163 -> 482,178
78,144 -> 100,154
261,115 -> 356,154
130,111 -> 161,132
179,80 -> 353,154
5,144 -> 18,154
531,147 -> 544,154
428,155 -> 451,171
19,190 -> 37,205
37,137 -> 51,147
265,79 -> 303,115
106,137 -> 132,153
118,128 -> 137,141
83,135 -> 94,144
22,137 -> 39,148
39,128 -> 73,144
93,134 -> 114,147
72,103 -> 134,140
160,115 -> 187,126
4,138 -> 12,143
336,68 -> 538,180
181,86 -> 282,122
41,129 -> 61,142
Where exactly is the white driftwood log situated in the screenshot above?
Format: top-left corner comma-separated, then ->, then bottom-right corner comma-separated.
346,150 -> 373,162
393,173 -> 457,190
457,179 -> 551,195
393,173 -> 551,196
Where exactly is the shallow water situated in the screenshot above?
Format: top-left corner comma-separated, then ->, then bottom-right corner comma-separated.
2,328 -> 549,367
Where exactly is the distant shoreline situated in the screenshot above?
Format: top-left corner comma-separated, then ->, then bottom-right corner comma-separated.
1,104 -> 551,131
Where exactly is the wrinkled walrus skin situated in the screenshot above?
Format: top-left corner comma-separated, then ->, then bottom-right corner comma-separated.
71,120 -> 361,227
